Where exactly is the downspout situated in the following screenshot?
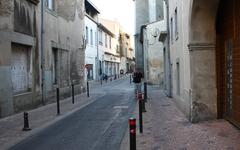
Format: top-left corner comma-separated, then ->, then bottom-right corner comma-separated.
96,25 -> 99,80
165,0 -> 172,97
41,0 -> 46,105
140,25 -> 147,82
143,26 -> 148,83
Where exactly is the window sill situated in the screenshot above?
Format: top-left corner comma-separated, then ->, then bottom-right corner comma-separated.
13,91 -> 32,97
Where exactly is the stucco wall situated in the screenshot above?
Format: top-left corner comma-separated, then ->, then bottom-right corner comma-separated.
168,0 -> 219,122
85,15 -> 98,80
145,21 -> 165,85
168,0 -> 192,119
0,0 -> 85,117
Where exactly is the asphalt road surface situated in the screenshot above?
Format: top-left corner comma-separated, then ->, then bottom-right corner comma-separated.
10,78 -> 136,150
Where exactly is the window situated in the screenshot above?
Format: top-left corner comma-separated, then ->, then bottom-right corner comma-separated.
105,34 -> 108,48
99,30 -> 103,45
86,27 -> 89,44
176,62 -> 180,95
95,31 -> 97,46
174,8 -> 179,38
46,0 -> 55,11
109,37 -> 111,49
116,45 -> 120,53
11,43 -> 32,94
170,17 -> 173,42
90,29 -> 93,45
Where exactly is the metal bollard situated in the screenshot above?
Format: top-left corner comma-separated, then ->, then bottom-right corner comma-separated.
87,81 -> 89,97
57,87 -> 60,115
142,93 -> 147,113
129,118 -> 136,150
22,112 -> 31,131
130,75 -> 132,84
144,82 -> 148,102
138,93 -> 143,133
72,84 -> 75,104
101,79 -> 102,85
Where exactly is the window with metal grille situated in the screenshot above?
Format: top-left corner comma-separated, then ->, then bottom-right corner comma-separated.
226,39 -> 233,115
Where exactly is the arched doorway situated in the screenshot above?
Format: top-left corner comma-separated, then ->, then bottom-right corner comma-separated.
189,0 -> 240,126
188,0 -> 220,122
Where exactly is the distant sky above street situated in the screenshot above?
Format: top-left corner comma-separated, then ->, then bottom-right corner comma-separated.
90,0 -> 135,35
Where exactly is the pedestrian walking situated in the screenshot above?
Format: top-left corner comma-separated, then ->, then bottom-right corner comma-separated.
132,68 -> 143,96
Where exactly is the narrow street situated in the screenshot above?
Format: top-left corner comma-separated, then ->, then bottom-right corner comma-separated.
1,0 -> 240,150
10,78 -> 136,150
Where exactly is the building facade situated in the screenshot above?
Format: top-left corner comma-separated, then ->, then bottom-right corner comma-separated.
0,0 -> 85,117
163,0 -> 240,127
143,19 -> 166,85
134,0 -> 149,72
98,23 -> 120,78
119,33 -> 135,74
135,0 -> 165,85
84,0 -> 99,81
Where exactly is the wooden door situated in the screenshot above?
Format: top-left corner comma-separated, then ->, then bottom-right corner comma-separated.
216,0 -> 240,127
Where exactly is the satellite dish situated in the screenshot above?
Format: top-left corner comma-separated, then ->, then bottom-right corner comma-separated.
151,28 -> 160,37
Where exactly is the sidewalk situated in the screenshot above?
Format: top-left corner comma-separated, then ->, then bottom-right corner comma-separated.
0,91 -> 104,150
120,86 -> 240,150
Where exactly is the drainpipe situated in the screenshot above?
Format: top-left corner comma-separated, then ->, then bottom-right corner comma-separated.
143,26 -> 148,83
164,0 -> 172,97
41,0 -> 46,105
96,26 -> 99,80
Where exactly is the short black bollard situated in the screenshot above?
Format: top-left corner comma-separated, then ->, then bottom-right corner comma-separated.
72,84 -> 75,104
138,93 -> 143,133
22,112 -> 31,131
142,91 -> 147,113
101,79 -> 102,85
129,118 -> 136,150
144,82 -> 148,102
57,87 -> 60,115
130,75 -> 132,84
87,81 -> 89,97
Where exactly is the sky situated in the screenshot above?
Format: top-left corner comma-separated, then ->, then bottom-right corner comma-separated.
90,0 -> 135,35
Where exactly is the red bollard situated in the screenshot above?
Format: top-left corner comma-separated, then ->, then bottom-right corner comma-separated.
129,118 -> 136,150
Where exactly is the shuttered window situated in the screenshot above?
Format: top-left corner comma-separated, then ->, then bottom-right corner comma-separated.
11,44 -> 32,94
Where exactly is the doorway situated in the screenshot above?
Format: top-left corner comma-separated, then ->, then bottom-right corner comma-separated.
216,0 -> 240,127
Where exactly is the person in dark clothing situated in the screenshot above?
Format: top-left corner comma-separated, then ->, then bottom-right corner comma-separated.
132,69 -> 143,95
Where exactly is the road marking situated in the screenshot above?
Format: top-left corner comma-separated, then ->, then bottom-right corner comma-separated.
113,106 -> 129,109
